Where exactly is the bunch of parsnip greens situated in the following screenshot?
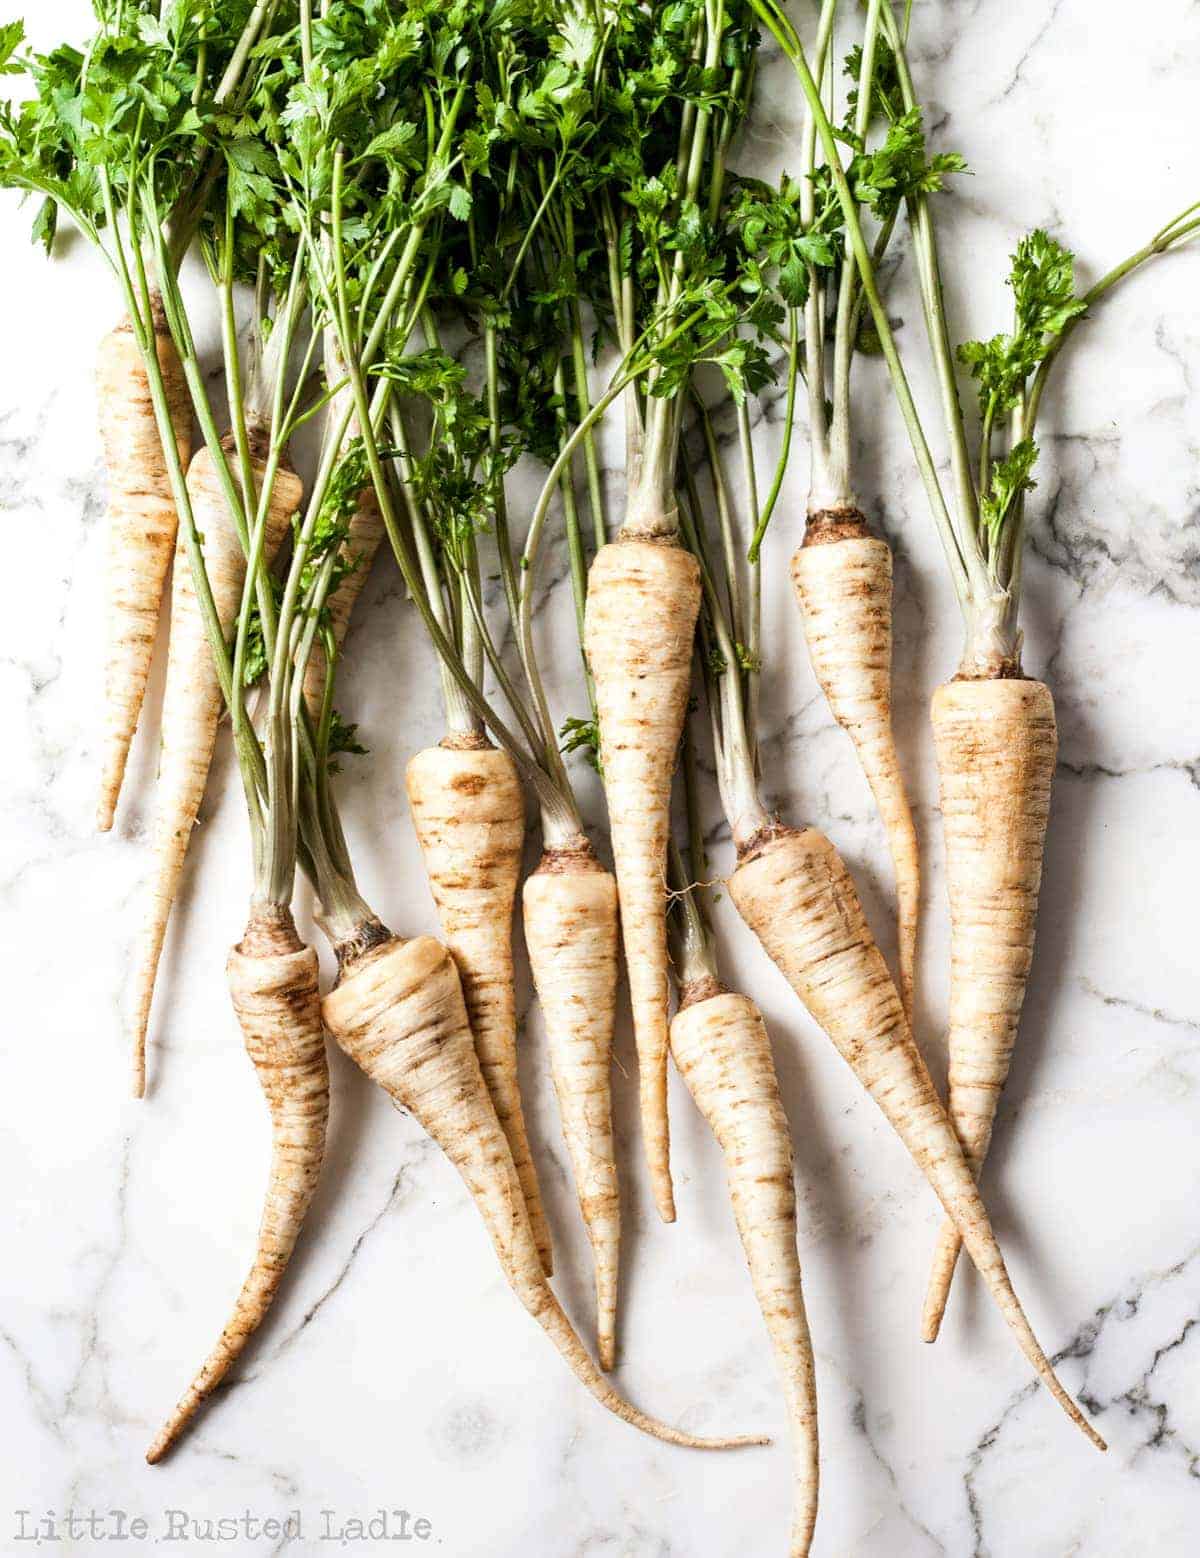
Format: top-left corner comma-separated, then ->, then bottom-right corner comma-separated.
1,0 -> 1194,1549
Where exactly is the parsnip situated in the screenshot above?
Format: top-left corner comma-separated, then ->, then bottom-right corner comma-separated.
920,676 -> 1056,1339
96,297 -> 193,831
791,525 -> 919,1019
323,932 -> 765,1451
406,737 -> 553,1274
129,437 -> 302,1096
523,839 -> 621,1369
672,987 -> 820,1556
146,905 -> 327,1463
584,534 -> 701,1223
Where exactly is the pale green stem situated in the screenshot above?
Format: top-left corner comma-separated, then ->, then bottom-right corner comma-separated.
827,0 -> 882,499
750,0 -> 973,610
800,0 -> 839,503
748,306 -> 800,562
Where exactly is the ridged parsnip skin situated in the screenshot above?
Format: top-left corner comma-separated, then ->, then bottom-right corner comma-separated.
730,826 -> 1103,1450
96,309 -> 193,831
130,446 -> 303,1097
523,848 -> 621,1369
921,678 -> 1057,1341
146,906 -> 327,1463
302,332 -> 386,712
671,991 -> 819,1556
300,483 -> 384,713
323,935 -> 765,1452
584,537 -> 701,1223
405,742 -> 552,1275
791,535 -> 919,1020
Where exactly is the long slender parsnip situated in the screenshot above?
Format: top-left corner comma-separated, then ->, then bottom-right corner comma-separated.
672,987 -> 820,1556
96,297 -> 193,831
921,677 -> 1056,1339
523,839 -> 621,1368
301,336 -> 386,713
791,520 -> 919,1020
146,905 -> 327,1463
406,738 -> 553,1273
584,535 -> 701,1223
730,823 -> 1103,1450
323,932 -> 764,1451
130,438 -> 302,1096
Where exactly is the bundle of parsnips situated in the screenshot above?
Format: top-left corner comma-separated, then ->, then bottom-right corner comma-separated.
1,1 -> 1196,1552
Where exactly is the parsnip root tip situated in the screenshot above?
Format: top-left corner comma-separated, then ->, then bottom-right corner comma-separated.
324,934 -> 757,1452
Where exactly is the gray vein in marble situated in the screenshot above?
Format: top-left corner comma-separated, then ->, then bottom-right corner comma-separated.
0,400 -> 58,508
1057,755 -> 1200,792
62,1134 -> 134,1430
0,1322 -> 67,1444
991,0 -> 1067,104
851,1391 -> 947,1555
256,1136 -> 437,1373
1079,977 -> 1200,1036
965,1247 -> 1200,1554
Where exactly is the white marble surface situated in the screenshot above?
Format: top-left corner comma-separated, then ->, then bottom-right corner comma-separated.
2,2 -> 1199,1554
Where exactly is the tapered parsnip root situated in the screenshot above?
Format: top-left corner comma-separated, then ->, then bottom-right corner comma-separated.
96,300 -> 193,832
301,340 -> 385,714
523,840 -> 621,1369
130,438 -> 302,1098
300,480 -> 384,713
584,536 -> 701,1223
921,677 -> 1057,1342
323,934 -> 763,1450
729,825 -> 1103,1450
791,522 -> 919,1021
671,989 -> 819,1556
406,738 -> 553,1274
146,905 -> 327,1463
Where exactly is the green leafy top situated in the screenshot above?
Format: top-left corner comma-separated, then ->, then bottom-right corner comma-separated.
958,230 -> 1088,553
841,107 -> 967,222
958,229 -> 1088,420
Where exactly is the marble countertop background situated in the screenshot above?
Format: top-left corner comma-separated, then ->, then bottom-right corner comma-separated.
2,2 -> 1198,1554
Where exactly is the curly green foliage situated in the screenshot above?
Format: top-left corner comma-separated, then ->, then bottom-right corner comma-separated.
325,708 -> 367,774
980,437 -> 1038,548
958,231 -> 1089,551
958,229 -> 1089,418
559,713 -> 600,770
726,172 -> 838,307
838,107 -> 967,223
377,345 -> 494,566
0,3 -> 294,252
843,36 -> 903,127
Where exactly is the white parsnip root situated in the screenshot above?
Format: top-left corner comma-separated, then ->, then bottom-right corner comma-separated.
323,933 -> 764,1450
129,438 -> 302,1097
406,738 -> 553,1274
302,339 -> 386,713
301,485 -> 384,713
146,905 -> 327,1463
96,300 -> 193,832
523,840 -> 621,1369
921,677 -> 1057,1341
730,824 -> 1104,1450
791,526 -> 919,1020
671,988 -> 820,1557
584,535 -> 701,1224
